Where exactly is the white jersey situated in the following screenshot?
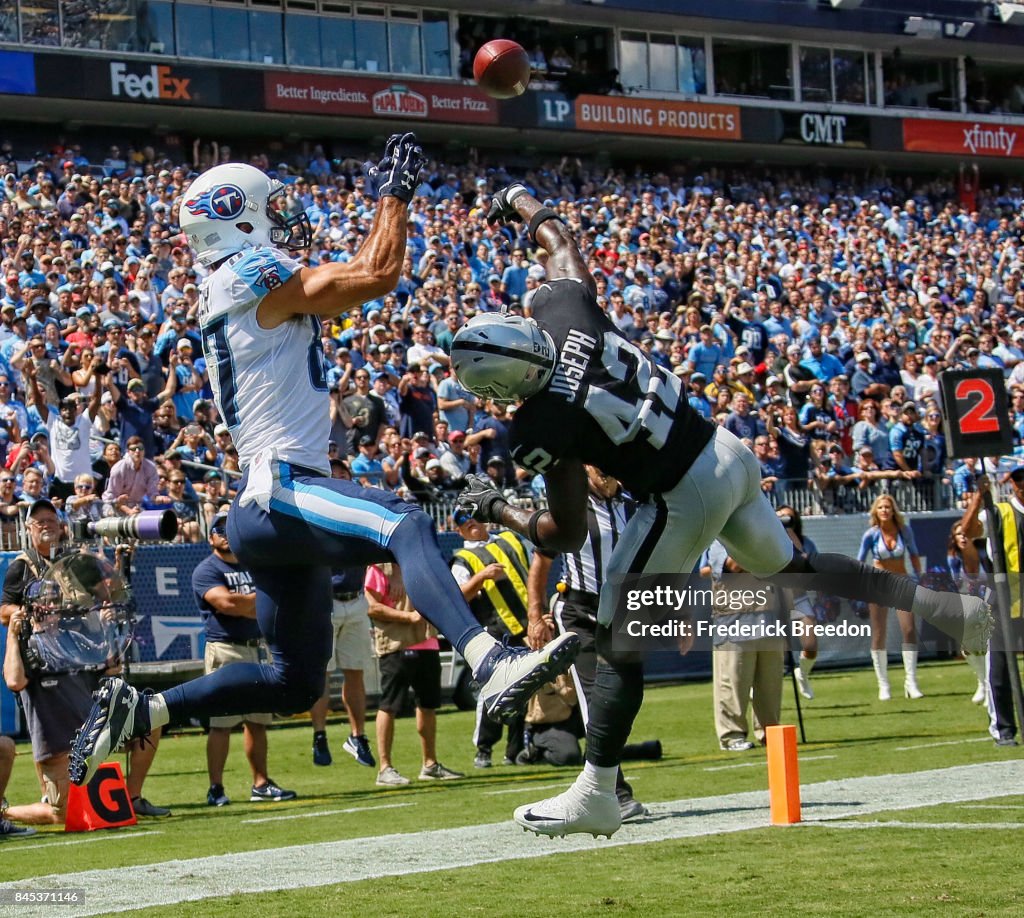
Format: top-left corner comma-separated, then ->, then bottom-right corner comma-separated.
198,246 -> 331,474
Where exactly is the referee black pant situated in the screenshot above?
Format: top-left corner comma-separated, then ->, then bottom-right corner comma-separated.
987,617 -> 1024,741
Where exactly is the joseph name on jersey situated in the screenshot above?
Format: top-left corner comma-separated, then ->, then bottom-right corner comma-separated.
198,246 -> 331,474
510,278 -> 714,498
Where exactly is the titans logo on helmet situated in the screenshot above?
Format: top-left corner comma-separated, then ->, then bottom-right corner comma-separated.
184,184 -> 246,220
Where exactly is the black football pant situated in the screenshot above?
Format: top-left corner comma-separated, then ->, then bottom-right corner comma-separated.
555,598 -> 635,800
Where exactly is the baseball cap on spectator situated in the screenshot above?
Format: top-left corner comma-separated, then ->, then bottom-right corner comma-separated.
488,275 -> 501,284
735,362 -> 754,375
101,391 -> 114,405
672,365 -> 690,377
924,355 -> 938,365
176,338 -> 193,350
855,352 -> 871,363
428,362 -> 445,374
766,376 -> 780,386
425,459 -> 442,471
103,318 -> 123,330
967,347 -> 980,356
214,423 -> 230,436
412,431 -> 431,441
30,430 -> 48,444
413,447 -> 431,460
370,324 -> 387,336
786,344 -> 801,355
691,371 -> 707,382
209,511 -> 229,534
27,498 -> 57,519
127,379 -> 145,392
486,456 -> 505,467
654,330 -> 675,343
449,430 -> 466,442
901,401 -> 918,414
204,470 -> 223,482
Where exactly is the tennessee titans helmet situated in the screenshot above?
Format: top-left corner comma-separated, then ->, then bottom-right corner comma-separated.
450,312 -> 556,402
180,163 -> 312,266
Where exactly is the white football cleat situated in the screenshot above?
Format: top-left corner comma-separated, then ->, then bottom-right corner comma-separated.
961,597 -> 995,656
514,781 -> 621,839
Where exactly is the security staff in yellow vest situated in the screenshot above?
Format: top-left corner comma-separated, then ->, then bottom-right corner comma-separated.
961,470 -> 1024,746
450,507 -> 533,768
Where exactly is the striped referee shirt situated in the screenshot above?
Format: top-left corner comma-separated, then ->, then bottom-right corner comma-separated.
561,491 -> 635,595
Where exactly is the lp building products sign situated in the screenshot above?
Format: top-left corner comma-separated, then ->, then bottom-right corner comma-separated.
265,73 -> 498,125
573,96 -> 739,140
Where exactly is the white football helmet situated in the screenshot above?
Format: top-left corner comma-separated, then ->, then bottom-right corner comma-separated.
450,312 -> 555,402
180,163 -> 312,266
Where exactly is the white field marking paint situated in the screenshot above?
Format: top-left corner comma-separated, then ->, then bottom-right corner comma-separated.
240,803 -> 413,825
483,783 -> 568,796
960,804 -> 1024,810
704,755 -> 837,772
894,737 -> 991,751
3,761 -> 1023,918
810,820 -> 1023,831
5,831 -> 162,853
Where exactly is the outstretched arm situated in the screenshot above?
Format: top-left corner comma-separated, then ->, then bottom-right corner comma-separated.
490,186 -> 595,296
457,458 -> 588,554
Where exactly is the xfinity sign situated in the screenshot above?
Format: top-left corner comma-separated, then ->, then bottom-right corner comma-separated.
800,113 -> 847,145
110,62 -> 192,101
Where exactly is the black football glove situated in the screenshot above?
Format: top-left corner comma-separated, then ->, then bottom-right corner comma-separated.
486,183 -> 530,226
456,474 -> 509,524
363,132 -> 425,203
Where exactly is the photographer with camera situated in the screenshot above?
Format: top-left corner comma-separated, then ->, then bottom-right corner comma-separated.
1,499 -> 169,823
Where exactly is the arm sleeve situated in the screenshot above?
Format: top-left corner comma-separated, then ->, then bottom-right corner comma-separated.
856,530 -> 874,564
191,559 -> 222,612
903,525 -> 920,557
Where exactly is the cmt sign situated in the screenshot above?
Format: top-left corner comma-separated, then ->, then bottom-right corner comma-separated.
799,113 -> 847,145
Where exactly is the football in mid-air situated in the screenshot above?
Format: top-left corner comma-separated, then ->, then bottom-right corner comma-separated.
473,39 -> 532,99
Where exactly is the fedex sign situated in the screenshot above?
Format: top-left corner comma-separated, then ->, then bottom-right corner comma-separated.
110,62 -> 192,101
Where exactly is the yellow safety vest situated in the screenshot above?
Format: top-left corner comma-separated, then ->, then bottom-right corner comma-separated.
454,532 -> 530,636
995,502 -> 1023,619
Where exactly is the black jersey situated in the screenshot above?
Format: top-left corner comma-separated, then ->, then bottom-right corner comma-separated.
510,278 -> 714,498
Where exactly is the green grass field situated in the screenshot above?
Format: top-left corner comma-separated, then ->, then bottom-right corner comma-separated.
3,659 -> 1023,916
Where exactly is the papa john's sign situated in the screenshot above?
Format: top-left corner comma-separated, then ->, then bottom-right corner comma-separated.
574,96 -> 739,140
903,118 -> 1024,158
264,73 -> 497,125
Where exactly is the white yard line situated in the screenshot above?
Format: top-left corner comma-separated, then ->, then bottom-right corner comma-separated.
240,802 -> 413,824
810,820 -> 1023,831
894,737 -> 991,751
960,804 -> 1024,810
704,754 -> 836,772
483,782 -> 568,796
2,760 -> 1023,918
5,831 -> 162,853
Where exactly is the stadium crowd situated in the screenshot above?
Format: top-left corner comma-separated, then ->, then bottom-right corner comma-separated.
1,137 -> 1023,539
